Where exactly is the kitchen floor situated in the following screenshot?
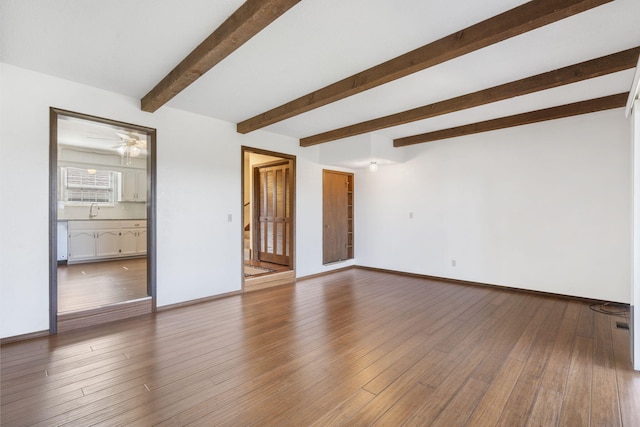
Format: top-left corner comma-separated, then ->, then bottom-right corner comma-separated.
57,257 -> 148,313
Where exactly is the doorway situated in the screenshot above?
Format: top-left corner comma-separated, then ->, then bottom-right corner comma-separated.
323,170 -> 354,264
49,108 -> 156,333
242,147 -> 295,292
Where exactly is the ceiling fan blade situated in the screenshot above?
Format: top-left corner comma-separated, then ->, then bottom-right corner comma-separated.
87,136 -> 120,141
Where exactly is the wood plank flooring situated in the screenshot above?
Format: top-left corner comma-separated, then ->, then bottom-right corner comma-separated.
57,258 -> 148,313
2,268 -> 638,426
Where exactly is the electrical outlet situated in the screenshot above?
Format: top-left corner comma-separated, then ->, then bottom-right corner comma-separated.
227,214 -> 232,222
452,259 -> 456,267
409,212 -> 414,219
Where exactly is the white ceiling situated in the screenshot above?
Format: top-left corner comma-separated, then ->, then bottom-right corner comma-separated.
57,115 -> 148,157
2,0 -> 640,146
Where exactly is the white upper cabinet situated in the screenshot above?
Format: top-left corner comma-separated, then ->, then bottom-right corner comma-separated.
122,170 -> 147,202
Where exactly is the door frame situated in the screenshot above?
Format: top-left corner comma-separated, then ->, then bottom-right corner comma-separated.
241,147 -> 296,283
49,107 -> 157,334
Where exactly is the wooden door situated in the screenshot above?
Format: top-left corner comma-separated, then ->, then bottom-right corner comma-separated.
254,161 -> 292,266
323,170 -> 353,264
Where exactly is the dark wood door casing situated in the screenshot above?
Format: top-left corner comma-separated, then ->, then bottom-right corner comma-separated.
49,107 -> 157,334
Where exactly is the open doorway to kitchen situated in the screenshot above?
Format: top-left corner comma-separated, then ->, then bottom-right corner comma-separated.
242,147 -> 295,292
49,108 -> 156,333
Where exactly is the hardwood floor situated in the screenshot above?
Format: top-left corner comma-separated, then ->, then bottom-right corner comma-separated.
58,258 -> 148,313
2,269 -> 638,426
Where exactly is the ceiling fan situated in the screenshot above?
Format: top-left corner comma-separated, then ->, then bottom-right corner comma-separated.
112,132 -> 147,159
84,129 -> 147,164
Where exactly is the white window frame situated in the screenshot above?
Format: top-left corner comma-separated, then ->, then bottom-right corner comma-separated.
60,166 -> 121,206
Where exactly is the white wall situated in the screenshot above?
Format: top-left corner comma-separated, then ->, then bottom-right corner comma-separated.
356,110 -> 631,303
0,63 -> 346,339
1,61 -> 632,339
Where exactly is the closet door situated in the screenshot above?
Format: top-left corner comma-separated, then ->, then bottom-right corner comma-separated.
323,170 -> 353,264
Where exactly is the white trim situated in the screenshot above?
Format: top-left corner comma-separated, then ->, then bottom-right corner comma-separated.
625,55 -> 640,117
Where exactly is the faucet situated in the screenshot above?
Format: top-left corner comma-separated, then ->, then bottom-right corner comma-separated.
89,203 -> 99,218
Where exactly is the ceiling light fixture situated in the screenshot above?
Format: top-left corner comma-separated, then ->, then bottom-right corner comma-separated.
112,132 -> 146,165
116,145 -> 141,158
129,146 -> 141,157
369,161 -> 379,172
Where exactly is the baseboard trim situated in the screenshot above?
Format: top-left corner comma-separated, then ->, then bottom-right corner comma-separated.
244,271 -> 295,293
296,265 -> 355,281
355,265 -> 619,305
1,330 -> 50,346
156,290 -> 243,312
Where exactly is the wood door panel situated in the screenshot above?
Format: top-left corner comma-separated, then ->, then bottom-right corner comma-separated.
323,170 -> 352,264
256,161 -> 291,266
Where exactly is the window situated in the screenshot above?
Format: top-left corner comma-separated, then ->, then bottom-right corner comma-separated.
60,166 -> 120,205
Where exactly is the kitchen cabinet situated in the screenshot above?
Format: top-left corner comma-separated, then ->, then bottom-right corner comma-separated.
68,230 -> 98,262
120,221 -> 147,256
96,230 -> 121,258
122,170 -> 147,202
68,228 -> 120,262
136,229 -> 147,254
120,230 -> 137,256
68,220 -> 147,263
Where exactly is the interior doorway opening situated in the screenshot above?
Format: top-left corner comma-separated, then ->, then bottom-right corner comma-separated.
50,108 -> 156,333
242,147 -> 295,291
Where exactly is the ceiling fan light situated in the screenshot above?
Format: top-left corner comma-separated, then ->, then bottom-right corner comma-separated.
369,161 -> 379,172
116,145 -> 126,156
130,146 -> 141,157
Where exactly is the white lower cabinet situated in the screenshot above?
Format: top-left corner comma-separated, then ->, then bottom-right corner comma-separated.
121,220 -> 147,256
96,230 -> 121,258
68,230 -> 98,262
120,229 -> 138,256
68,220 -> 147,263
136,229 -> 147,254
120,228 -> 147,256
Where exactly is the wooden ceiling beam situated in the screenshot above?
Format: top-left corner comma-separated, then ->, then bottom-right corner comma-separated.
393,93 -> 627,147
141,0 -> 300,113
237,0 -> 613,134
301,47 -> 640,147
